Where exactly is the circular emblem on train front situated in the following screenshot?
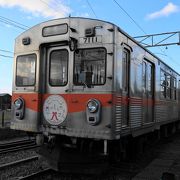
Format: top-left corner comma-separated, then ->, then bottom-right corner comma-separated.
43,95 -> 68,125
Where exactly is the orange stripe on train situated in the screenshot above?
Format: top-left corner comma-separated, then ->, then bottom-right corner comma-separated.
12,93 -> 172,113
12,93 -> 113,113
12,93 -> 42,112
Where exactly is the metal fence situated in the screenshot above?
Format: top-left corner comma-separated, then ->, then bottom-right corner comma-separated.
0,109 -> 11,128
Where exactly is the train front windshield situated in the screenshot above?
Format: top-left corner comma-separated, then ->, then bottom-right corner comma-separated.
49,49 -> 68,86
74,48 -> 106,86
15,48 -> 106,88
16,54 -> 36,86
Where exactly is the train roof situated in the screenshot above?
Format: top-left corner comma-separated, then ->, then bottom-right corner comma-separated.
17,17 -> 180,76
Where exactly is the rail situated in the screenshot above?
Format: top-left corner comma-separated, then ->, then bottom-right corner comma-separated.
0,139 -> 38,154
18,168 -> 53,180
0,156 -> 38,170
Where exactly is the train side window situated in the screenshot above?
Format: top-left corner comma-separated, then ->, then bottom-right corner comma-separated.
16,54 -> 36,86
142,61 -> 146,93
166,74 -> 171,99
122,49 -> 130,91
148,63 -> 154,95
160,70 -> 166,98
143,60 -> 154,96
174,79 -> 177,100
49,49 -> 68,86
160,70 -> 176,100
170,77 -> 177,100
74,48 -> 106,86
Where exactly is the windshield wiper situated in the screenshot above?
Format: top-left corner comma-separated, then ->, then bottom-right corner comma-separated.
82,81 -> 91,88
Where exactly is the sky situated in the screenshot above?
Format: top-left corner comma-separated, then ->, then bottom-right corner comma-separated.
1,0 -> 180,94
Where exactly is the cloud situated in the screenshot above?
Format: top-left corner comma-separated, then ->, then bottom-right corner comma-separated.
0,0 -> 71,18
146,2 -> 179,20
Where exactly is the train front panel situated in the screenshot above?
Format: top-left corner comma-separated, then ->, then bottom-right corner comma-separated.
11,18 -> 117,140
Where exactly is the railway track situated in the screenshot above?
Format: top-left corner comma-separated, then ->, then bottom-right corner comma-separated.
0,138 -> 38,154
18,168 -> 54,180
0,156 -> 38,171
1,133 -> 179,179
17,162 -> 140,180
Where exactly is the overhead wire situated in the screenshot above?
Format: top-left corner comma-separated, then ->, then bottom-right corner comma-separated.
112,0 -> 146,35
0,16 -> 28,30
0,54 -> 13,59
0,19 -> 26,31
0,16 -> 29,29
0,49 -> 13,59
154,52 -> 180,67
112,0 -> 180,68
86,0 -> 98,18
39,0 -> 64,14
52,0 -> 63,6
48,0 -> 71,17
0,49 -> 13,54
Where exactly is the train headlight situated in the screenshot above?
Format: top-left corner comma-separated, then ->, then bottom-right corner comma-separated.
87,99 -> 99,113
14,98 -> 23,110
86,99 -> 101,126
14,97 -> 25,120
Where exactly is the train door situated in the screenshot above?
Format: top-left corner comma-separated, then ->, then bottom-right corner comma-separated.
42,45 -> 70,126
122,48 -> 130,127
142,59 -> 154,124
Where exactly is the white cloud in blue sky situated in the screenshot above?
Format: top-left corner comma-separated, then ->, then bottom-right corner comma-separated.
0,0 -> 71,18
146,2 -> 179,20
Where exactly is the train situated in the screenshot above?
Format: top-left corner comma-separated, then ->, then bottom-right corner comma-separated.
11,17 -> 180,171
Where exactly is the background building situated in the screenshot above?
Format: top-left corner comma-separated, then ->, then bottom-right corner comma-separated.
0,93 -> 11,110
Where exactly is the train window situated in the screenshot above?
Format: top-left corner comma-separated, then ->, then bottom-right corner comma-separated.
160,70 -> 177,100
16,54 -> 36,86
42,24 -> 68,37
166,75 -> 171,99
142,62 -> 146,93
148,64 -> 154,95
160,70 -> 166,98
49,49 -> 68,86
74,48 -> 106,86
170,77 -> 177,100
122,49 -> 130,91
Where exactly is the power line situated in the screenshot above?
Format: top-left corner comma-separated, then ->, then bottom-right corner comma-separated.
40,0 -> 53,8
0,54 -> 13,59
52,0 -> 63,6
0,19 -> 26,30
111,1 -> 179,67
0,16 -> 29,29
0,49 -> 14,59
86,0 -> 98,18
0,49 -> 13,54
46,0 -> 71,17
154,52 -> 180,68
112,0 -> 146,35
39,0 -> 64,14
0,16 -> 28,30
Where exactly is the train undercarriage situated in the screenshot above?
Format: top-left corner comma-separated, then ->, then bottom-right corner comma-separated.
38,135 -> 110,173
36,121 -> 180,174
